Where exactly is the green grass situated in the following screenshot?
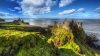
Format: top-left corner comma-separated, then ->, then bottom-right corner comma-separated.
0,23 -> 28,26
0,24 -> 100,56
0,29 -> 57,56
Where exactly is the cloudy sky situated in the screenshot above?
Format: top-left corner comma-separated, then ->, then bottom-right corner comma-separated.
0,0 -> 100,19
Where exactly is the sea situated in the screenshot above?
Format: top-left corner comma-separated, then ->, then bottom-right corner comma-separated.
79,19 -> 100,45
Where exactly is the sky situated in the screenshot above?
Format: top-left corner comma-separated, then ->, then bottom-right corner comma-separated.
0,0 -> 100,19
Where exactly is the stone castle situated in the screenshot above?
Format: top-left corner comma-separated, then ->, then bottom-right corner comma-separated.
53,19 -> 83,29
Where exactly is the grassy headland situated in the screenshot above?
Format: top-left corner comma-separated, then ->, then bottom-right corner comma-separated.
0,20 -> 100,56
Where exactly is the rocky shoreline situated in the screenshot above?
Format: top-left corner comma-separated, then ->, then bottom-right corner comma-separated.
85,33 -> 100,54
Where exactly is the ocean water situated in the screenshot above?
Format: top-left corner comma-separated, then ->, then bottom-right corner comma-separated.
78,20 -> 100,34
81,19 -> 100,45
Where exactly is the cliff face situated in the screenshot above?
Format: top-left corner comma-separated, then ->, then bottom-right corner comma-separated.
48,20 -> 99,56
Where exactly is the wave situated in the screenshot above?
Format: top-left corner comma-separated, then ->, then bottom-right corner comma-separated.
85,30 -> 100,35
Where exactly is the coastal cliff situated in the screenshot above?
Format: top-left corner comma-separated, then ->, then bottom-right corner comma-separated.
0,20 -> 99,56
47,20 -> 99,56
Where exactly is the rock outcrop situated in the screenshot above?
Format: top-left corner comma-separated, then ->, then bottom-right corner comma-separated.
48,20 -> 100,56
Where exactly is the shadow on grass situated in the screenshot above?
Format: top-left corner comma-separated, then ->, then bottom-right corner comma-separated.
0,26 -> 52,35
58,48 -> 79,56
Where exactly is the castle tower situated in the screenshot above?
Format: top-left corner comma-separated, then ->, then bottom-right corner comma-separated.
62,19 -> 70,29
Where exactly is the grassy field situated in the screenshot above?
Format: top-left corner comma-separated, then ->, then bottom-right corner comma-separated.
0,23 -> 29,26
0,23 -> 100,56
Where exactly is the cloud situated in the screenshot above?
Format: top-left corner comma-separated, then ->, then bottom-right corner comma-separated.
58,9 -> 76,15
8,7 -> 21,13
95,7 -> 100,13
0,12 -> 18,18
14,7 -> 21,10
0,13 -> 6,17
11,0 -> 15,2
58,8 -> 85,15
20,0 -> 56,16
59,0 -> 75,7
0,12 -> 10,17
77,8 -> 85,12
8,8 -> 15,12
